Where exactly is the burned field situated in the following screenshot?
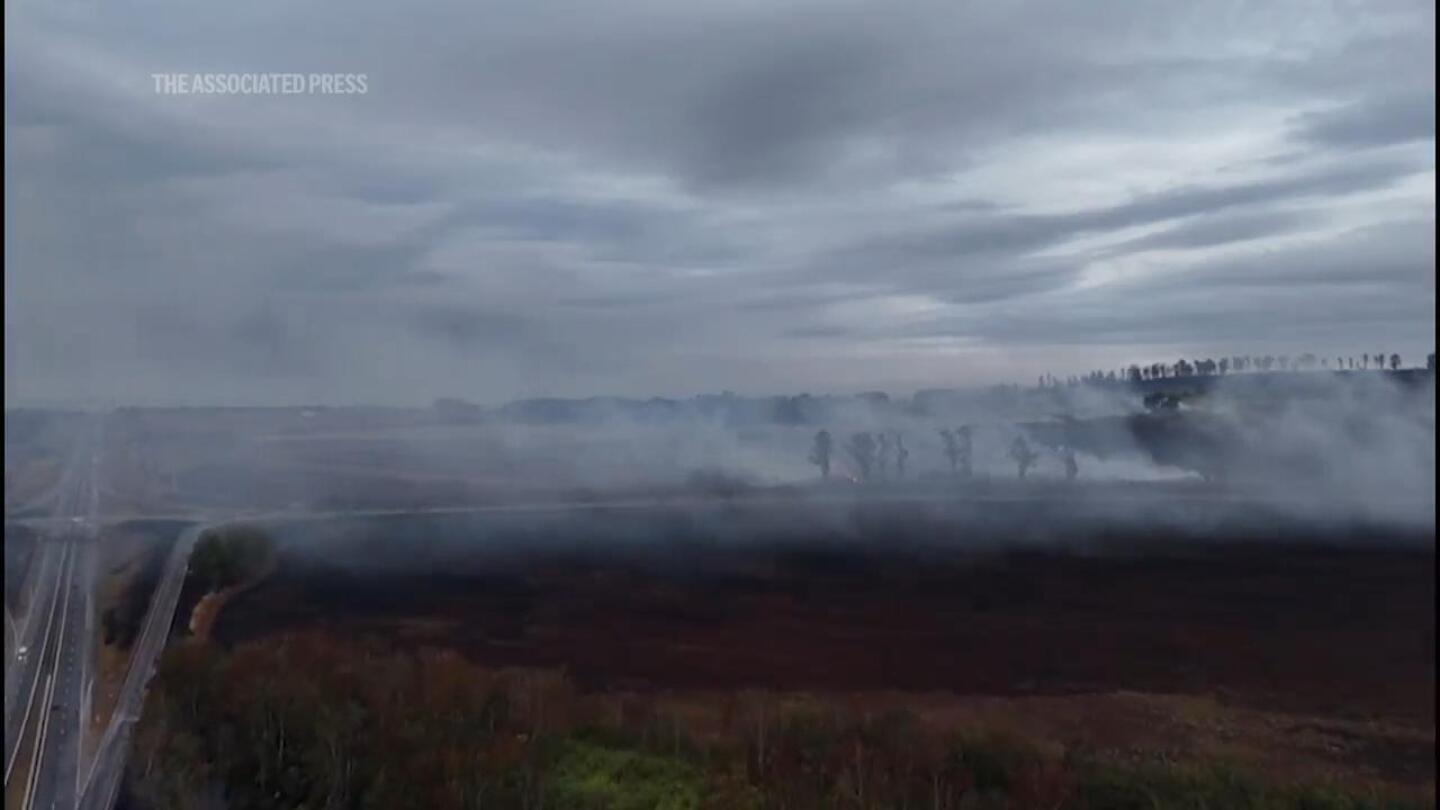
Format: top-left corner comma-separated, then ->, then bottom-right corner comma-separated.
206,502 -> 1434,724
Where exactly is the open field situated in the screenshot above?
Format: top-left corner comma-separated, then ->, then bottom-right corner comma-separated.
208,514 -> 1435,721
165,506 -> 1436,802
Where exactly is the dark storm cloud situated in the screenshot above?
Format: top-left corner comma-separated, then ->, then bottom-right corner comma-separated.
4,0 -> 1435,405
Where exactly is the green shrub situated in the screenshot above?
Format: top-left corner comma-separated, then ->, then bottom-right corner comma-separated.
549,740 -> 703,810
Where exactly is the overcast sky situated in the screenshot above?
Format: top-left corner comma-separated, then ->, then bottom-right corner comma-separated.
5,0 -> 1435,406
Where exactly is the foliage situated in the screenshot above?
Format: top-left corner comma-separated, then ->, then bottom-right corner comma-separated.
189,525 -> 275,592
125,636 -> 1433,810
549,740 -> 702,810
1072,758 -> 1422,810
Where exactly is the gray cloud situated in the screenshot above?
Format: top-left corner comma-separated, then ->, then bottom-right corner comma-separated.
1292,91 -> 1436,149
4,0 -> 1435,405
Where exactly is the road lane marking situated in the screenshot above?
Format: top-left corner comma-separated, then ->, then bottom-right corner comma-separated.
28,544 -> 77,810
5,544 -> 71,786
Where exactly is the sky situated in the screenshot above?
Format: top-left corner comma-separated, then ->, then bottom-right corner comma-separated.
4,0 -> 1435,407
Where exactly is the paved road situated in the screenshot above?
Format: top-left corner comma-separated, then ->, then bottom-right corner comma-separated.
5,418 -> 100,810
77,521 -> 203,810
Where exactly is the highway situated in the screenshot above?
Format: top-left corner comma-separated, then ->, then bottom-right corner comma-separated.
78,523 -> 202,810
5,419 -> 100,810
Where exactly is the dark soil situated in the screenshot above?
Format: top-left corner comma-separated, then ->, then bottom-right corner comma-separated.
211,519 -> 1435,725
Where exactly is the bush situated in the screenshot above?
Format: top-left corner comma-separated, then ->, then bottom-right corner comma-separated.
190,525 -> 275,591
549,740 -> 703,810
127,636 -> 1433,810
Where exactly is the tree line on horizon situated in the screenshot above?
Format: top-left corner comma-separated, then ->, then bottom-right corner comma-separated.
1038,351 -> 1429,388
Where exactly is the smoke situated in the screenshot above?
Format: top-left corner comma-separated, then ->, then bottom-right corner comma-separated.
89,370 -> 1435,541
1201,371 -> 1435,528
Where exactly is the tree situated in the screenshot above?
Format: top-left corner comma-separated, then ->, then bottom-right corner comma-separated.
1127,365 -> 1142,382
940,429 -> 959,473
190,526 -> 275,592
846,433 -> 877,482
808,430 -> 833,479
1390,353 -> 1401,371
1009,436 -> 1037,480
1218,358 -> 1229,374
1061,448 -> 1078,481
876,433 -> 893,479
894,433 -> 909,479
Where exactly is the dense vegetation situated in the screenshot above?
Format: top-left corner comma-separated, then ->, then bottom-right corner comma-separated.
125,635 -> 1428,810
102,542 -> 168,648
188,525 -> 276,592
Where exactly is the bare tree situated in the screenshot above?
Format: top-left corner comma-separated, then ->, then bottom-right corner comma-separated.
1061,447 -> 1078,481
808,430 -> 833,479
939,429 -> 959,474
956,425 -> 973,478
876,432 -> 893,479
1390,353 -> 1401,371
846,432 -> 877,482
894,432 -> 909,479
1009,436 -> 1038,480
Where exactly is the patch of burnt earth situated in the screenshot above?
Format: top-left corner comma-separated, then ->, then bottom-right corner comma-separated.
210,529 -> 1434,724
